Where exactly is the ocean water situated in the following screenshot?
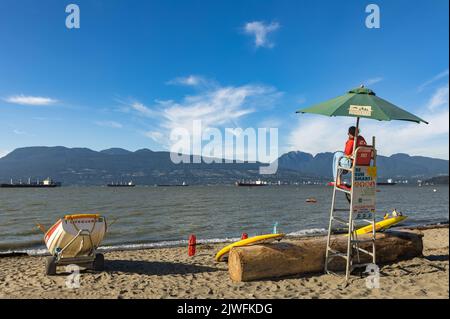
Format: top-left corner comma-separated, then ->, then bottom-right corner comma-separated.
0,185 -> 448,255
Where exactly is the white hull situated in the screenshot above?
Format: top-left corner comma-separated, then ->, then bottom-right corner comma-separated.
44,214 -> 107,258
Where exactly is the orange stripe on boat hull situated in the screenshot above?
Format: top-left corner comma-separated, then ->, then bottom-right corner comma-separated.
44,219 -> 62,243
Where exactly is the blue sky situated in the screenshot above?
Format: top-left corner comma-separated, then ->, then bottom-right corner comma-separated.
0,0 -> 448,159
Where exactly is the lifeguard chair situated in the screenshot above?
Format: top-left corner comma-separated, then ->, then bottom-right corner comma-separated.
325,136 -> 378,283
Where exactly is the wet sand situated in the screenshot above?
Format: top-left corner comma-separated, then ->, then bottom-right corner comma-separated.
0,227 -> 448,299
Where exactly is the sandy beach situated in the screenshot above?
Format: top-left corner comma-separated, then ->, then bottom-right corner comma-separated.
0,226 -> 448,299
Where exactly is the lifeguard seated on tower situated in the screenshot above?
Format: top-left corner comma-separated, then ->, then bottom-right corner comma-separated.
332,126 -> 368,186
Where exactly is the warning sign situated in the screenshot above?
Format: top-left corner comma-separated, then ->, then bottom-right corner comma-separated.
352,166 -> 377,219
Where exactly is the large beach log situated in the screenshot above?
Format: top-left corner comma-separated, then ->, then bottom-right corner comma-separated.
228,230 -> 423,282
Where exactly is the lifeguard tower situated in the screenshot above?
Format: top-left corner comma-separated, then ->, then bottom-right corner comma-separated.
325,122 -> 378,282
296,85 -> 428,282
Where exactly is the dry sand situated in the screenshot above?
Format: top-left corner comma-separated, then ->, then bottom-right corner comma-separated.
0,227 -> 448,299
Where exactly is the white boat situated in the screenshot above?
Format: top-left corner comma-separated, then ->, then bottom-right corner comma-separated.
44,214 -> 107,258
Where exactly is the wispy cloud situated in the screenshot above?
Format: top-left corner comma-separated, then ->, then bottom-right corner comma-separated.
289,85 -> 449,159
0,149 -> 9,158
94,120 -> 123,129
418,69 -> 449,92
129,101 -> 158,117
244,21 -> 280,48
129,78 -> 282,147
12,128 -> 34,136
365,77 -> 383,86
13,129 -> 27,135
157,85 -> 268,129
166,75 -> 215,88
32,116 -> 62,121
3,94 -> 58,106
427,84 -> 449,111
144,131 -> 164,142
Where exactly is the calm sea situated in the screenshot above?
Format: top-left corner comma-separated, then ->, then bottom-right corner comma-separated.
0,185 -> 448,255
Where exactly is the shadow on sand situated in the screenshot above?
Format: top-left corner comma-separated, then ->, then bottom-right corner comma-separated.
105,259 -> 219,276
424,254 -> 449,262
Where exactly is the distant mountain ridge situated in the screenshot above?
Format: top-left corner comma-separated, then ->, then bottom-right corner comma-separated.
100,148 -> 133,155
277,151 -> 449,180
0,146 -> 448,185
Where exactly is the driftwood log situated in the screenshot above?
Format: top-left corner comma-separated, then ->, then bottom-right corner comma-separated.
228,230 -> 423,282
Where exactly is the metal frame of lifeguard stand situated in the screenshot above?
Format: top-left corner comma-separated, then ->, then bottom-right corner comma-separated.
324,118 -> 378,282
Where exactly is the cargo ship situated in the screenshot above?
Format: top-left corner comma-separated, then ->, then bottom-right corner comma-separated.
156,181 -> 188,187
235,180 -> 268,187
107,181 -> 136,187
0,177 -> 61,188
377,178 -> 397,186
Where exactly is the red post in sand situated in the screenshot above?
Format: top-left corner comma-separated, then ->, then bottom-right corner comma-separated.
241,233 -> 248,240
188,234 -> 196,256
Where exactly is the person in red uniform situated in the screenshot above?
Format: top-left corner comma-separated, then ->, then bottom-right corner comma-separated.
332,126 -> 366,185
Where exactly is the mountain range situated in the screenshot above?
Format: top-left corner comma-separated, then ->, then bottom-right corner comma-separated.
278,151 -> 449,181
0,147 -> 448,185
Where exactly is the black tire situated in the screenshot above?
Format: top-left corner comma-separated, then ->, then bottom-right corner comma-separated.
45,256 -> 57,276
93,253 -> 104,271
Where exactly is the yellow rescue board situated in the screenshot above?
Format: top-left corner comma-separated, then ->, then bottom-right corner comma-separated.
215,233 -> 285,262
355,216 -> 407,235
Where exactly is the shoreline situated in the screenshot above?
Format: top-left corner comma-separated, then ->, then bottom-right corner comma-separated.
1,221 -> 449,258
0,225 -> 448,299
1,221 -> 448,258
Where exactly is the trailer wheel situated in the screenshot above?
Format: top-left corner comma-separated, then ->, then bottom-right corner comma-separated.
94,253 -> 104,271
45,256 -> 57,276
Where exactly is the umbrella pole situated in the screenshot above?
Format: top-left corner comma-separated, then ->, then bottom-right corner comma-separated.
353,117 -> 360,157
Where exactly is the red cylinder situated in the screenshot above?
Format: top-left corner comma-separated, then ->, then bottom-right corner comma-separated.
188,234 -> 196,256
241,233 -> 248,240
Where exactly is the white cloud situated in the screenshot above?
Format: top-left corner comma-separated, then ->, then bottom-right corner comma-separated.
418,69 -> 449,92
3,94 -> 58,106
11,128 -> 34,136
244,21 -> 280,48
166,75 -> 214,88
159,86 -> 263,129
427,85 -> 449,111
0,149 -> 10,158
144,131 -> 164,142
129,81 -> 281,149
32,116 -> 62,121
289,85 -> 449,159
94,121 -> 123,129
13,129 -> 27,135
365,77 -> 383,86
129,101 -> 157,117
288,116 -> 350,155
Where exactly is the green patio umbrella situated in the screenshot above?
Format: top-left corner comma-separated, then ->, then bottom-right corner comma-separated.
296,86 -> 428,124
296,85 -> 428,154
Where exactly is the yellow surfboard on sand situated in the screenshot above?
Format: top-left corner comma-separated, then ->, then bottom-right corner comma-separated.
354,215 -> 407,235
215,233 -> 285,262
